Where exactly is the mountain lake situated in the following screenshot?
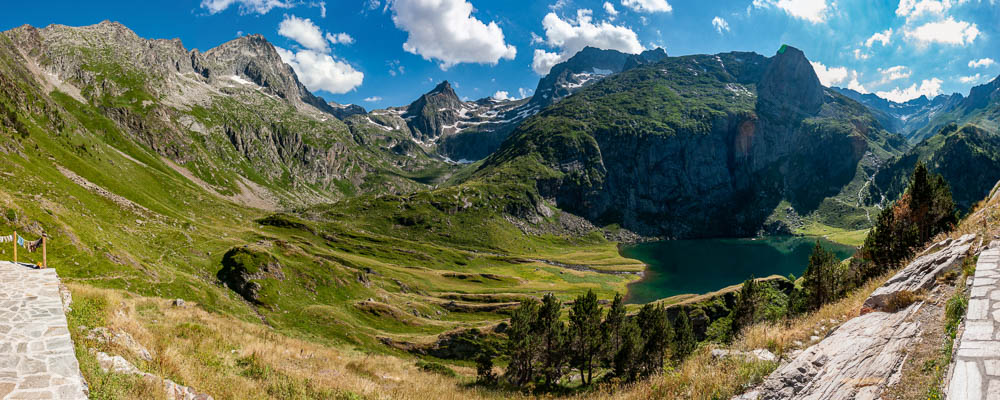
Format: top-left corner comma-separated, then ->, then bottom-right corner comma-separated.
622,236 -> 857,304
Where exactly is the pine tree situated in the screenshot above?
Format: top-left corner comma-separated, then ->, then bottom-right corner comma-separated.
602,293 -> 627,371
636,304 -> 671,376
614,319 -> 642,382
803,241 -> 840,310
505,299 -> 540,386
569,290 -> 603,385
672,310 -> 696,362
536,293 -> 568,388
730,276 -> 761,336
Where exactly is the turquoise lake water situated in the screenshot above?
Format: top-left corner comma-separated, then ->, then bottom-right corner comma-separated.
622,236 -> 857,304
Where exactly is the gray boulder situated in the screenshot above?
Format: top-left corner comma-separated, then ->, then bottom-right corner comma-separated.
863,234 -> 976,312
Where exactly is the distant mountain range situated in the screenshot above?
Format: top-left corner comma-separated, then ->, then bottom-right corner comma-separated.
344,46 -> 668,161
3,20 -> 999,240
831,87 -> 964,143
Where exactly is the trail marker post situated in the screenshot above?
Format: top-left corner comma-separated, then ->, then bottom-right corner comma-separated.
12,230 -> 16,264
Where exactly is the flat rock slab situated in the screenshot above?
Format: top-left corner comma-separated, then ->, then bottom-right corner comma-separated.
948,244 -> 1000,400
736,234 -> 980,400
0,261 -> 87,399
734,303 -> 923,400
864,234 -> 976,312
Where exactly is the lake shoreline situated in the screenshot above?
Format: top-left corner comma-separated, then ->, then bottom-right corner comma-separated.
620,235 -> 856,304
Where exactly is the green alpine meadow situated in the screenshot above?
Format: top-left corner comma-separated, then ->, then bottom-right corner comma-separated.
1,1 -> 1000,399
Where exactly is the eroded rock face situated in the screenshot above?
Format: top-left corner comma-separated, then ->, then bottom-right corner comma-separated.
735,303 -> 923,400
864,234 -> 976,312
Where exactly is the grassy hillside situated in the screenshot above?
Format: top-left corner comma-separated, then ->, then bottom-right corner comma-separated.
0,24 -> 656,399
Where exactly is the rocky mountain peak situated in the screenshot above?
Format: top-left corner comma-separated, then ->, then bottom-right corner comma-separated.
758,44 -> 824,114
964,74 -> 1000,110
404,81 -> 467,143
429,80 -> 458,97
203,34 -> 335,114
528,46 -> 667,110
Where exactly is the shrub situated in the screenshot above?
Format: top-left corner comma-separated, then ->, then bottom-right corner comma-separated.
884,290 -> 921,312
945,291 -> 968,337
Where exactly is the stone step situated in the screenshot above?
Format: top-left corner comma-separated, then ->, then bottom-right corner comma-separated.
0,261 -> 88,399
948,246 -> 1000,399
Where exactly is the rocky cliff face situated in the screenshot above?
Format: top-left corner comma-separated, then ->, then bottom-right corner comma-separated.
478,46 -> 904,238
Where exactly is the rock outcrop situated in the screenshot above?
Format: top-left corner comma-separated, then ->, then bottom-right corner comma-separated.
735,303 -> 923,400
94,350 -> 213,400
757,45 -> 824,115
864,234 -> 976,311
737,234 -> 977,399
217,246 -> 284,306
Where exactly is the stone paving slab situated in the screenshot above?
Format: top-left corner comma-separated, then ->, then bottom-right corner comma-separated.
0,261 -> 87,399
949,244 -> 1000,400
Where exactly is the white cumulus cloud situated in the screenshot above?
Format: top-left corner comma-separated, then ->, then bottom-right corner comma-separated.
391,0 -> 517,70
896,0 -> 953,19
603,2 -> 618,17
201,0 -> 294,15
865,28 -> 893,47
810,61 -> 848,86
904,17 -> 980,46
326,32 -> 354,45
492,90 -> 513,101
753,0 -> 830,23
530,9 -> 644,75
879,65 -> 912,82
620,0 -> 672,13
876,78 -> 943,102
363,96 -> 382,102
493,88 -> 534,101
969,58 -> 996,68
959,74 -> 982,83
712,16 -> 730,34
275,47 -> 364,94
279,15 -> 329,52
847,71 -> 869,94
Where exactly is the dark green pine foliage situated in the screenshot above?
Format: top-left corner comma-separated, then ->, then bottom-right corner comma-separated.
504,299 -> 541,386
860,162 -> 957,276
613,318 -> 642,382
803,241 -> 843,310
636,304 -> 673,377
569,290 -> 604,386
672,310 -> 696,362
601,293 -> 627,372
536,293 -> 569,388
730,276 -> 761,336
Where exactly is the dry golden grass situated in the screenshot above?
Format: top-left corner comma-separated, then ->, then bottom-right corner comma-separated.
67,283 -> 525,400
71,270 -> 892,400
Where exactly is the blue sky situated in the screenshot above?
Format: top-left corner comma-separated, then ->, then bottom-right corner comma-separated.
2,0 -> 999,107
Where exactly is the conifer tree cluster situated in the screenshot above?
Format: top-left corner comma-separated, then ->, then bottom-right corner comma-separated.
494,290 -> 695,389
